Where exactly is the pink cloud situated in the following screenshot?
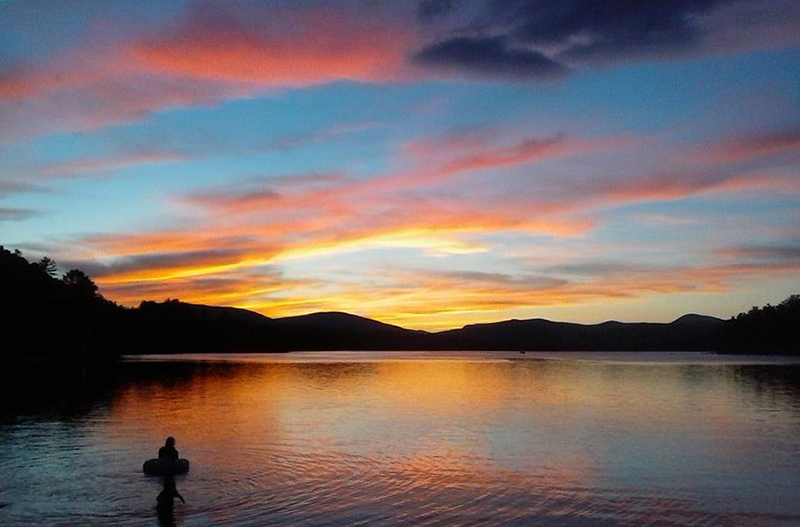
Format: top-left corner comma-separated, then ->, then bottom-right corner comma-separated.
178,133 -> 609,239
176,131 -> 798,259
38,145 -> 800,327
0,1 -> 417,140
699,128 -> 800,164
38,150 -> 194,179
130,1 -> 414,86
401,128 -> 495,161
2,0 -> 799,142
0,69 -> 38,101
0,72 -> 252,140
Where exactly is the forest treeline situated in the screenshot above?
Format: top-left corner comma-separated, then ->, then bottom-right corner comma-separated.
1,246 -> 121,366
725,294 -> 800,354
1,246 -> 798,365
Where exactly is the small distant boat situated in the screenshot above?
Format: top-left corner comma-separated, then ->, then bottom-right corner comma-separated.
143,458 -> 190,476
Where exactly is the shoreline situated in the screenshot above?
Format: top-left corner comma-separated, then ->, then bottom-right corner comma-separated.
120,350 -> 800,365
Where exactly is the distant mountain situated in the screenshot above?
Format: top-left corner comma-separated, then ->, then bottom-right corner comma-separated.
274,311 -> 410,332
125,306 -> 726,352
122,304 -> 432,353
671,314 -> 725,326
125,303 -> 728,353
436,316 -> 725,351
268,312 -> 432,351
138,300 -> 271,325
85,298 -> 800,355
126,299 -> 273,353
3,246 -> 798,358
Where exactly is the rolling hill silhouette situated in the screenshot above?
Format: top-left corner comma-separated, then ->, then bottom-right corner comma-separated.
121,301 -> 726,353
2,246 -> 798,360
434,315 -> 724,351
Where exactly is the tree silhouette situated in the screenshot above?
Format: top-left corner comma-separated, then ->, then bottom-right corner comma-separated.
62,269 -> 98,297
727,294 -> 800,354
37,256 -> 57,277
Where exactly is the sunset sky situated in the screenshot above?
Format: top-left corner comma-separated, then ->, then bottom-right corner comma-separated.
1,0 -> 800,330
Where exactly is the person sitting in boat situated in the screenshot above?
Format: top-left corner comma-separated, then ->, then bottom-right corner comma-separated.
158,437 -> 179,462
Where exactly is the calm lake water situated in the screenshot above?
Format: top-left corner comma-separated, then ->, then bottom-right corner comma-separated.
2,352 -> 800,527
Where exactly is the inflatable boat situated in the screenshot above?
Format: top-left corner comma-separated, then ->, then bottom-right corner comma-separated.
143,458 -> 190,475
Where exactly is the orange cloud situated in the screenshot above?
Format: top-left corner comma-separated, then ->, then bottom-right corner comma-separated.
311,259 -> 800,330
79,231 -> 253,259
98,268 -> 313,307
130,1 -> 414,86
75,223 -> 800,330
32,125 -> 800,329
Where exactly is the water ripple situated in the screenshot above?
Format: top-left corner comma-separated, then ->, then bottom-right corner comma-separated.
2,356 -> 800,526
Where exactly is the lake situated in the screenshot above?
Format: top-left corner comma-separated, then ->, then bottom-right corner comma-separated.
2,352 -> 800,526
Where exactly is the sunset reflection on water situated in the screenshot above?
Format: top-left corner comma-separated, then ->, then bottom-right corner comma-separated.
2,353 -> 800,526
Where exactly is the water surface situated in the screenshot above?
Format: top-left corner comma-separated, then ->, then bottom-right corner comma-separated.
2,352 -> 800,526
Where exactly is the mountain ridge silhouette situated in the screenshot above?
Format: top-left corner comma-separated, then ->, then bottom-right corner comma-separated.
3,246 -> 798,360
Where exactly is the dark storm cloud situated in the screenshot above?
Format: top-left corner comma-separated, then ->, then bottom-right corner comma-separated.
495,0 -> 726,62
411,36 -> 568,79
418,0 -> 458,20
413,0 -> 800,78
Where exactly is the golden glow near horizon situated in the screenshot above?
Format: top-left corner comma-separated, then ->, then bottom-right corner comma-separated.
2,0 -> 800,329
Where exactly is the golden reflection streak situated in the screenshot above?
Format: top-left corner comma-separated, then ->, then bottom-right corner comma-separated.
107,359 -> 761,465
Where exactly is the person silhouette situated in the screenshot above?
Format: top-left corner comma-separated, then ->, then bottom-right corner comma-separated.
157,475 -> 185,513
158,437 -> 179,462
156,474 -> 185,527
